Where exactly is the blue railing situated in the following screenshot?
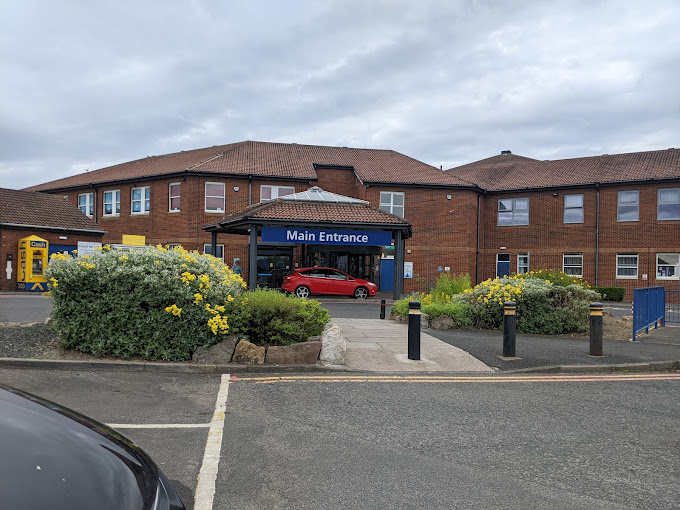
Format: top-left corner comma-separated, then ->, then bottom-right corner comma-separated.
632,287 -> 666,341
666,290 -> 680,324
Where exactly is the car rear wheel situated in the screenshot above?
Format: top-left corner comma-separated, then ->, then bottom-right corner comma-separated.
354,286 -> 369,299
295,286 -> 311,299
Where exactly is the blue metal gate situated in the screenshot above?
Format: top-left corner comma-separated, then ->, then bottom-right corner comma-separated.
632,287 -> 665,341
666,290 -> 680,324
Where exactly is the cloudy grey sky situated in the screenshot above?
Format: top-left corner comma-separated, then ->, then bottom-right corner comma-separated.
2,0 -> 679,190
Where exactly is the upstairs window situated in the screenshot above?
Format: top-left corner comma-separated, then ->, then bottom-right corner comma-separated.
498,198 -> 529,226
103,190 -> 120,217
78,192 -> 94,218
131,186 -> 150,214
617,190 -> 639,222
564,194 -> 584,223
616,254 -> 638,278
261,185 -> 295,201
380,191 -> 405,217
657,188 -> 680,220
205,182 -> 225,212
169,182 -> 181,212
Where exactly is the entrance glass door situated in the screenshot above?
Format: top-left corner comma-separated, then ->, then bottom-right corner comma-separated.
256,247 -> 293,288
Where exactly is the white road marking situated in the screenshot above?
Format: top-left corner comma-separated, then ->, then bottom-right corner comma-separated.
107,423 -> 211,429
194,373 -> 230,510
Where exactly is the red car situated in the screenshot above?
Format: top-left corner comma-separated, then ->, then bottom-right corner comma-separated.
282,267 -> 378,299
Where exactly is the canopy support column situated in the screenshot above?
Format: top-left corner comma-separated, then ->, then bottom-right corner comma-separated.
248,226 -> 258,289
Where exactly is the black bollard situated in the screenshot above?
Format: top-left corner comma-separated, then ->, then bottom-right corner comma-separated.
503,301 -> 516,357
590,302 -> 603,356
380,299 -> 386,319
408,301 -> 421,360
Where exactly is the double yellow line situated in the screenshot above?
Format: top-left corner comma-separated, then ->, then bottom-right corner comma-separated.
232,373 -> 680,385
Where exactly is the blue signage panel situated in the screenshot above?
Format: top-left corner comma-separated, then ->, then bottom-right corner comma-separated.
262,227 -> 392,246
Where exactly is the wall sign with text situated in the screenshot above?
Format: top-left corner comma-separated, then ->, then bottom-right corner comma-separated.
261,227 -> 392,246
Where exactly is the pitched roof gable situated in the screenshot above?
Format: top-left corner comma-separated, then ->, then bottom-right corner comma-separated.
448,149 -> 680,190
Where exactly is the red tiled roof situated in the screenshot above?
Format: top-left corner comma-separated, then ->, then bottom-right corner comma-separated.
26,141 -> 472,192
205,198 -> 410,230
448,149 -> 680,190
0,188 -> 106,233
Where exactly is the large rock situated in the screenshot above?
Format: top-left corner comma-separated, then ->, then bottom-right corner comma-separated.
265,341 -> 322,365
232,339 -> 265,365
319,323 -> 347,365
430,315 -> 453,330
192,336 -> 239,364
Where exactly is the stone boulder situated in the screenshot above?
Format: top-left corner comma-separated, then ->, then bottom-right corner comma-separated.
265,341 -> 322,365
232,339 -> 265,365
192,336 -> 239,364
430,315 -> 453,330
318,323 -> 347,365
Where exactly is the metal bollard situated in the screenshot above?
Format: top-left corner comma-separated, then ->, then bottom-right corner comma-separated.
503,301 -> 516,357
590,302 -> 603,356
408,301 -> 421,360
380,299 -> 386,320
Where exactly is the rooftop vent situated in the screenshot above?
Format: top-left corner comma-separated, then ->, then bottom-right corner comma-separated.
501,150 -> 511,155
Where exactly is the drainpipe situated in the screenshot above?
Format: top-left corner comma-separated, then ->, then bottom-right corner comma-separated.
248,175 -> 253,206
475,192 -> 481,285
595,183 -> 600,286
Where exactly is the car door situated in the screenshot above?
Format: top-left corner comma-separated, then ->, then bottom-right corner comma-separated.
300,269 -> 328,294
324,269 -> 355,296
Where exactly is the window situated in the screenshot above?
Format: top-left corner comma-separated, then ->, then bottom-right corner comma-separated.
379,191 -> 405,217
498,198 -> 529,226
131,186 -> 150,214
616,254 -> 638,278
203,243 -> 224,261
658,188 -> 680,220
103,190 -> 120,216
517,253 -> 529,273
563,253 -> 583,278
656,253 -> 679,279
78,192 -> 94,217
564,194 -> 584,223
169,183 -> 180,212
205,182 -> 225,212
617,190 -> 639,222
260,185 -> 295,201
167,243 -> 181,249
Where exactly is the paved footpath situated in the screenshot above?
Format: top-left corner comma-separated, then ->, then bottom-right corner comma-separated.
332,318 -> 493,372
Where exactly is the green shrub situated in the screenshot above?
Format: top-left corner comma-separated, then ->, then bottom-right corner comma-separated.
421,301 -> 472,327
227,289 -> 329,345
45,246 -> 245,360
513,269 -> 591,288
432,272 -> 472,297
593,287 -> 625,301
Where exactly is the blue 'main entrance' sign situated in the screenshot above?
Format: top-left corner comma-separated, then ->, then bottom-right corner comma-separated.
262,227 -> 392,246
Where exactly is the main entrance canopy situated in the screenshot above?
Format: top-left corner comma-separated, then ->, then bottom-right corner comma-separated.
203,187 -> 412,299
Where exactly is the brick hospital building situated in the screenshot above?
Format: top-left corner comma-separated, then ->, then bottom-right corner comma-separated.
25,141 -> 680,300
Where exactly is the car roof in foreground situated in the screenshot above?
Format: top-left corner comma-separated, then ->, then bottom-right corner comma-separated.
0,384 -> 177,510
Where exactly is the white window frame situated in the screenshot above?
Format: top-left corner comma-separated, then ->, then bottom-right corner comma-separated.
169,182 -> 181,212
78,192 -> 94,218
205,182 -> 225,213
131,186 -> 150,215
563,253 -> 583,278
564,194 -> 584,223
657,188 -> 680,220
656,253 -> 680,280
617,190 -> 639,222
497,197 -> 529,226
103,189 -> 120,217
379,191 -> 405,218
616,254 -> 639,279
203,243 -> 225,261
260,185 -> 296,201
517,253 -> 529,274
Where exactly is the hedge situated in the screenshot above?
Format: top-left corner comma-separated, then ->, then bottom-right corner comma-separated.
593,287 -> 625,301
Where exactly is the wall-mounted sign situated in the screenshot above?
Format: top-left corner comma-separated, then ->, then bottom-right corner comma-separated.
77,241 -> 102,257
262,227 -> 392,246
122,234 -> 145,246
404,262 -> 413,279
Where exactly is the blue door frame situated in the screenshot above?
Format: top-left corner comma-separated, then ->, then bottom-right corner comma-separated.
380,258 -> 394,292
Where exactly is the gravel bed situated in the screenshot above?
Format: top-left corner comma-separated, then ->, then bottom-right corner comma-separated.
0,323 -> 60,359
